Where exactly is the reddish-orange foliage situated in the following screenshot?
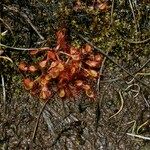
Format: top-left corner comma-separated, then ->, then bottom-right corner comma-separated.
19,28 -> 103,100
73,0 -> 109,12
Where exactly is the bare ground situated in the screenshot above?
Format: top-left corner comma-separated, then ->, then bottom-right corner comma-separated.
0,0 -> 150,149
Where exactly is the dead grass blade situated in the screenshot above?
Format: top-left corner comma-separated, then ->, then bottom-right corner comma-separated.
0,56 -> 13,63
127,133 -> 150,140
109,91 -> 124,119
1,75 -> 6,113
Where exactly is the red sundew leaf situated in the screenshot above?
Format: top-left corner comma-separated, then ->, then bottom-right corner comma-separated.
83,44 -> 92,54
85,44 -> 92,52
58,88 -> 65,98
87,54 -> 95,60
56,28 -> 68,51
49,61 -> 64,71
85,60 -> 100,68
75,80 -> 83,87
71,61 -> 81,70
68,84 -> 78,97
23,78 -> 34,90
86,69 -> 98,78
49,60 -> 63,68
45,74 -> 51,81
48,61 -> 64,78
58,70 -> 71,84
85,89 -> 94,98
70,47 -> 78,55
41,86 -> 48,91
47,51 -> 56,60
39,75 -> 49,85
49,69 -> 60,79
71,54 -> 80,61
30,82 -> 40,95
81,48 -> 85,54
39,60 -> 47,68
70,67 -> 76,75
18,62 -> 28,71
67,61 -> 80,75
98,2 -> 108,11
57,62 -> 64,72
40,86 -> 51,99
28,65 -> 37,72
82,69 -> 89,77
62,85 -> 75,97
82,84 -> 91,90
95,54 -> 103,62
49,61 -> 58,69
56,29 -> 65,42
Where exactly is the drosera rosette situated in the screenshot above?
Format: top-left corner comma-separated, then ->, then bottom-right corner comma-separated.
18,28 -> 103,101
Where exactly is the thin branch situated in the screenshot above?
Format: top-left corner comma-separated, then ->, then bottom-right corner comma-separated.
127,133 -> 150,140
32,99 -> 49,141
78,34 -> 150,89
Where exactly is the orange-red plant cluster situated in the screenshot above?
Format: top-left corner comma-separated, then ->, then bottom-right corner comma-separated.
19,29 -> 103,100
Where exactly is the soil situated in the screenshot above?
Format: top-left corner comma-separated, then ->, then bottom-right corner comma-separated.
0,0 -> 150,149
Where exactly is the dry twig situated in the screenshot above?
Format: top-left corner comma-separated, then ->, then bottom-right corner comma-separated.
32,99 -> 49,141
110,0 -> 115,25
1,75 -> 6,113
